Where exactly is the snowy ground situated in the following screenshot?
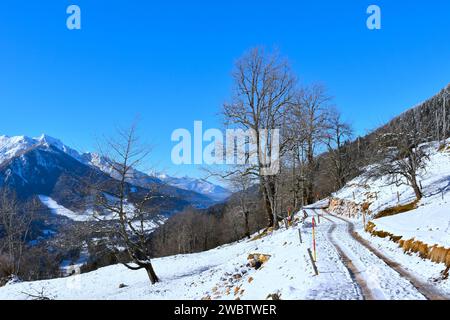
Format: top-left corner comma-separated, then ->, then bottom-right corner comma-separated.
328,139 -> 450,298
333,140 -> 450,249
0,208 -> 436,300
0,213 -> 341,300
357,225 -> 450,296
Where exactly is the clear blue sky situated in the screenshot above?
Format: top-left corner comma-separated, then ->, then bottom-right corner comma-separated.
1,0 -> 449,178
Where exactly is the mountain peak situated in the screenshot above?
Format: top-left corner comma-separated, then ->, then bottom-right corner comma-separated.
36,134 -> 64,148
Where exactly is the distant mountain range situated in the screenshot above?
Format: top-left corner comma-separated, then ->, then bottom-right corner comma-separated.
0,134 -> 230,217
156,174 -> 231,202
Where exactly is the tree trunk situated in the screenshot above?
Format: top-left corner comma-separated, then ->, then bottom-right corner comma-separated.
411,179 -> 423,201
244,211 -> 250,239
267,179 -> 279,230
261,182 -> 274,228
144,263 -> 159,285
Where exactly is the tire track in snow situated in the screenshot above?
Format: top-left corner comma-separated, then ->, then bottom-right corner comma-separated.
321,214 -> 375,300
328,212 -> 449,300
302,214 -> 364,300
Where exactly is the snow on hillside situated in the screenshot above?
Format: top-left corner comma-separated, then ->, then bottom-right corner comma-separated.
38,195 -> 93,222
38,194 -> 166,232
2,202 -> 439,300
0,212 -> 378,300
332,139 -> 450,248
323,139 -> 450,294
0,135 -> 36,164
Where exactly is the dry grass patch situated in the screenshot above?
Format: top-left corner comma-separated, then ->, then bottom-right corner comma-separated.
367,221 -> 450,277
251,227 -> 274,241
374,200 -> 419,219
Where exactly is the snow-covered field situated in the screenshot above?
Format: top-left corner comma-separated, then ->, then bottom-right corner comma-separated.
0,210 -> 387,300
2,207 -> 442,300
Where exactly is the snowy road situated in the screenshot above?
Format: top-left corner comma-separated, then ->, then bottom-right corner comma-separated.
306,208 -> 449,300
322,215 -> 374,300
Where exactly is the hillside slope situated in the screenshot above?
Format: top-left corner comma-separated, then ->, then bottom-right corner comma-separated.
0,215 -> 374,300
330,139 -> 450,248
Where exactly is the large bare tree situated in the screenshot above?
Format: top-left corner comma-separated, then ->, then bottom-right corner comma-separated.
288,84 -> 332,204
222,47 -> 295,229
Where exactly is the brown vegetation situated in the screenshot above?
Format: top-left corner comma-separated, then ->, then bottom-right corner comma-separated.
149,198 -> 267,257
374,200 -> 419,219
366,221 -> 450,277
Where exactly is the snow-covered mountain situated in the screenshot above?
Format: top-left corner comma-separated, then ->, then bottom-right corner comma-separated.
0,134 -> 82,165
0,134 -> 223,207
157,174 -> 231,202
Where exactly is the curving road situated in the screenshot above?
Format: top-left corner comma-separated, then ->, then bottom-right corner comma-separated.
305,208 -> 448,300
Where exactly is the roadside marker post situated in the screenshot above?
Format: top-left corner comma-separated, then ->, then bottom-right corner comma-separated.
312,216 -> 317,262
362,210 -> 366,231
307,248 -> 319,276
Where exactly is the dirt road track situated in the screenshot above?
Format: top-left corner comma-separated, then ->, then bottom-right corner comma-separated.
324,217 -> 375,300
326,211 -> 449,300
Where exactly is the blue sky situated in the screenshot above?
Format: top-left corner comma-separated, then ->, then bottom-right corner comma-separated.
0,0 -> 449,178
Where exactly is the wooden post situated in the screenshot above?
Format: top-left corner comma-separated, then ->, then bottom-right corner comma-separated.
298,229 -> 303,244
362,210 -> 366,231
312,217 -> 317,262
307,248 -> 319,276
397,191 -> 400,203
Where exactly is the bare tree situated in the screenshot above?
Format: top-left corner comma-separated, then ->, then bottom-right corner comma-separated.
94,124 -> 161,284
324,108 -> 354,190
0,189 -> 34,281
368,115 -> 429,201
222,47 -> 295,229
227,172 -> 256,238
288,84 -> 332,204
